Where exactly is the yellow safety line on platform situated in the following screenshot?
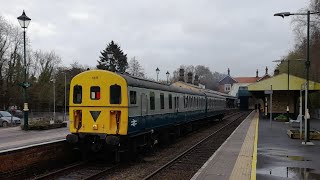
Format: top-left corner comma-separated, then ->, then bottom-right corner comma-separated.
250,113 -> 259,180
229,112 -> 258,180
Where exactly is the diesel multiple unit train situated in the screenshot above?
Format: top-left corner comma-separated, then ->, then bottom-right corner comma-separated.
67,70 -> 236,157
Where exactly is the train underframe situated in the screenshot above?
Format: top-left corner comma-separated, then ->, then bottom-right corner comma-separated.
66,112 -> 225,162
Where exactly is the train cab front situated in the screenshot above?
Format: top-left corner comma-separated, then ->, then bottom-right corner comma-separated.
67,70 -> 129,152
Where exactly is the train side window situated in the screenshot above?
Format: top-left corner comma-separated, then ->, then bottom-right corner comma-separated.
150,92 -> 155,110
110,84 -> 121,104
169,94 -> 172,109
130,91 -> 137,104
160,93 -> 164,109
73,85 -> 82,104
90,86 -> 100,100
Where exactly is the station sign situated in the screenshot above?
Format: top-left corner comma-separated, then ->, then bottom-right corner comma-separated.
264,90 -> 273,95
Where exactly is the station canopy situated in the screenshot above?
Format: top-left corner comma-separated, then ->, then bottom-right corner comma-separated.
248,73 -> 320,91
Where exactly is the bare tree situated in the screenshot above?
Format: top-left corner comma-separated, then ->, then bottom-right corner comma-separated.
127,56 -> 145,78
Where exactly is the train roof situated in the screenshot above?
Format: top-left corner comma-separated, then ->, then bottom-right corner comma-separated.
119,73 -> 205,96
171,81 -> 228,99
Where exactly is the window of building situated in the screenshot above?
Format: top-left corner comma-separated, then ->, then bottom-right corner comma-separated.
150,92 -> 155,110
90,86 -> 100,100
169,94 -> 172,109
110,84 -> 121,104
225,84 -> 231,92
177,97 -> 180,108
130,91 -> 137,104
160,93 -> 164,109
73,85 -> 82,104
239,86 -> 248,90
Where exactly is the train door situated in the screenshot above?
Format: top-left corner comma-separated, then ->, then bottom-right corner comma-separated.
141,93 -> 148,115
140,93 -> 148,129
174,96 -> 179,113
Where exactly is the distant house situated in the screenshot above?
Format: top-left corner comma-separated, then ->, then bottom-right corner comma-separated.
218,67 -> 271,109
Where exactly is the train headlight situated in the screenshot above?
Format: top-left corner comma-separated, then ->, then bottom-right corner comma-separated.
93,124 -> 98,130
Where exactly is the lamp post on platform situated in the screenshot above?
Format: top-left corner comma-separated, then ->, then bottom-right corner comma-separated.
51,77 -> 56,121
274,11 -> 320,144
17,10 -> 31,130
156,67 -> 160,82
64,71 -> 67,121
166,71 -> 170,84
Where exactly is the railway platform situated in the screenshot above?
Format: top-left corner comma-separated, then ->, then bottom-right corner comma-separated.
192,111 -> 320,180
0,125 -> 68,152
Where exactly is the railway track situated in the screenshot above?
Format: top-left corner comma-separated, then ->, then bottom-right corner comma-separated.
33,161 -> 117,180
29,110 -> 245,180
143,111 -> 250,180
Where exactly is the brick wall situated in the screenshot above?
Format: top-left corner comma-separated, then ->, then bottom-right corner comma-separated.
0,141 -> 77,179
265,91 -> 295,113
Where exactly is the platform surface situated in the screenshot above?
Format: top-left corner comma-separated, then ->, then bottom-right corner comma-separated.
192,111 -> 258,180
257,116 -> 320,180
0,126 -> 68,151
193,112 -> 320,180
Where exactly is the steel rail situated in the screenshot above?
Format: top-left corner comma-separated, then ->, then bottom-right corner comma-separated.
143,111 -> 249,180
33,161 -> 117,180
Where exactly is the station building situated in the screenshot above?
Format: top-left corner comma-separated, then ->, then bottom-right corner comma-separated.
248,73 -> 320,118
218,67 -> 271,110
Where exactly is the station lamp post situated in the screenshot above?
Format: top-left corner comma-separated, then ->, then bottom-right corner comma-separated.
64,71 -> 67,121
274,11 -> 320,143
51,77 -> 56,121
166,71 -> 170,84
156,67 -> 160,82
17,10 -> 31,130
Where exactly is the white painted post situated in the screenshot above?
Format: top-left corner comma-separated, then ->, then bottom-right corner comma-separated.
304,82 -> 308,142
270,85 -> 273,128
299,84 -> 303,139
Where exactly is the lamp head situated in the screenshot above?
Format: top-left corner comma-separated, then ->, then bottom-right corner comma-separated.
17,10 -> 31,28
274,12 -> 291,18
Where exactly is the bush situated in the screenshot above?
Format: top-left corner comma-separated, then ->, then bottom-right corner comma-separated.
20,119 -> 67,130
274,114 -> 288,121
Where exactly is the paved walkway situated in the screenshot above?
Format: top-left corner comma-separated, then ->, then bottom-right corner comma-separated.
0,126 -> 68,152
192,112 -> 320,180
192,111 -> 258,180
257,117 -> 320,180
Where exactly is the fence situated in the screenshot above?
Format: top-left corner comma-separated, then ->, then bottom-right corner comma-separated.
27,111 -> 69,123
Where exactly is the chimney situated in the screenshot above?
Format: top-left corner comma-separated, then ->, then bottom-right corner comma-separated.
179,68 -> 184,82
187,72 -> 193,84
228,68 -> 230,76
256,69 -> 259,78
274,68 -> 280,76
265,66 -> 268,75
194,75 -> 199,86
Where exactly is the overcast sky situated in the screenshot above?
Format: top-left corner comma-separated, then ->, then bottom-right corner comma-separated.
0,0 -> 309,80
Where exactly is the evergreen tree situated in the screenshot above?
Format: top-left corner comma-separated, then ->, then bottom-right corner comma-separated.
97,40 -> 128,73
